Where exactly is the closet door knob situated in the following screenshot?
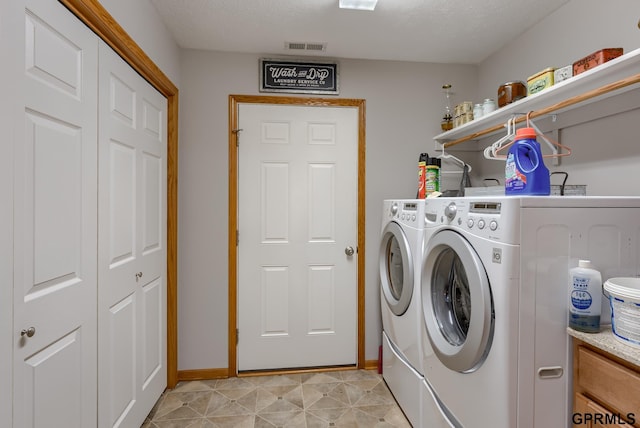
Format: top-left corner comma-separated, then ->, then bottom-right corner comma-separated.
21,327 -> 36,338
345,246 -> 355,256
135,272 -> 143,281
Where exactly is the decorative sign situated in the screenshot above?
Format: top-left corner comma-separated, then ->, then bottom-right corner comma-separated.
260,59 -> 339,94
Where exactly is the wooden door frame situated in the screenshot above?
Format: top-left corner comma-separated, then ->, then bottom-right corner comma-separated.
228,95 -> 366,376
59,0 -> 179,388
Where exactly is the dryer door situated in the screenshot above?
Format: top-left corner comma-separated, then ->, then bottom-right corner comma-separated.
422,229 -> 494,373
379,221 -> 414,316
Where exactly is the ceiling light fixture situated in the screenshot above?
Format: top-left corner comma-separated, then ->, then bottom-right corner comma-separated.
339,0 -> 378,11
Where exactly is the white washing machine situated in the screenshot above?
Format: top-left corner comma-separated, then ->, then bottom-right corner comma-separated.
379,199 -> 425,427
419,196 -> 640,428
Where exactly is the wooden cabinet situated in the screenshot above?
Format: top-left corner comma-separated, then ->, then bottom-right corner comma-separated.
575,394 -> 628,428
572,339 -> 640,427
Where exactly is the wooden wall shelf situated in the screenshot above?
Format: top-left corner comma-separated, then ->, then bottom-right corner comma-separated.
435,48 -> 640,149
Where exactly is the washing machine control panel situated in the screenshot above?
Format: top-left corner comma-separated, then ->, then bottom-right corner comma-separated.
388,200 -> 424,227
437,200 -> 505,239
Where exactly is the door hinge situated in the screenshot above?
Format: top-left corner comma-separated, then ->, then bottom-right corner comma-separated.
232,128 -> 243,147
236,230 -> 239,246
236,328 -> 239,345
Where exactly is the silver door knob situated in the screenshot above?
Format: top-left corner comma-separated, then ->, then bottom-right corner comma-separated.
21,327 -> 36,338
135,272 -> 143,281
345,246 -> 355,256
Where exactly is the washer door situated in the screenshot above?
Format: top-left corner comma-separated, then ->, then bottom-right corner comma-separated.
422,229 -> 494,373
379,221 -> 414,316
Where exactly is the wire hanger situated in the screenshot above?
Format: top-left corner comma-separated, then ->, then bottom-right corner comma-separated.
526,112 -> 572,158
485,112 -> 572,160
437,143 -> 472,173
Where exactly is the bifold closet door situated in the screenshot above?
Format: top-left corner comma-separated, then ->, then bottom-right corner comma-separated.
13,1 -> 98,427
12,1 -> 167,427
97,42 -> 168,428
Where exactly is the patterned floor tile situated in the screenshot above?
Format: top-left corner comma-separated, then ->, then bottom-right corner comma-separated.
207,415 -> 255,428
146,370 -> 411,427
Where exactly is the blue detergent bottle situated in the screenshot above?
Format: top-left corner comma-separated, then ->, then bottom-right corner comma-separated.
504,127 -> 550,195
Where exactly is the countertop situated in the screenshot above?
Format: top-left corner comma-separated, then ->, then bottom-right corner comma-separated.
568,325 -> 640,367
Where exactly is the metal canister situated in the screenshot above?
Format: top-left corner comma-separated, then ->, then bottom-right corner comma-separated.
554,65 -> 573,84
497,81 -> 527,107
527,68 -> 555,95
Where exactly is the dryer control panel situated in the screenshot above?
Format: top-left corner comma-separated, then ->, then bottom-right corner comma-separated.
385,199 -> 426,229
432,199 -> 505,241
468,202 -> 501,232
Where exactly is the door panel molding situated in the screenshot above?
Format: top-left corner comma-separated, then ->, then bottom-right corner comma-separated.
229,95 -> 366,376
59,0 -> 179,388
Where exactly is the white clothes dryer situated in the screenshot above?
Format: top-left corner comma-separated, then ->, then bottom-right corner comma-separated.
379,199 -> 425,427
419,196 -> 640,428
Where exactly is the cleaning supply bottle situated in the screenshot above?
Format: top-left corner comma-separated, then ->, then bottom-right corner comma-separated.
504,127 -> 550,195
418,153 -> 428,198
425,157 -> 441,196
568,260 -> 603,333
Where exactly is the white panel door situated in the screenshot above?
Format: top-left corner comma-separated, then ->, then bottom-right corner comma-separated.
1,1 -> 21,426
98,42 -> 167,428
238,103 -> 358,371
13,1 -> 98,427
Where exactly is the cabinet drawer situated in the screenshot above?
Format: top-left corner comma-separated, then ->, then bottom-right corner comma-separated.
574,393 -> 631,427
576,346 -> 640,422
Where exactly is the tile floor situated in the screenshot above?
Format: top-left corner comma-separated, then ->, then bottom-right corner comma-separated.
142,369 -> 412,427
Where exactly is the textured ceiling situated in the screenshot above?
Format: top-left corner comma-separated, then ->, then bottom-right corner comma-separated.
150,0 -> 570,64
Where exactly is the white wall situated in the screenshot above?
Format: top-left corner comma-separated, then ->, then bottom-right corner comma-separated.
177,50 -> 478,369
99,0 -> 181,85
469,0 -> 640,191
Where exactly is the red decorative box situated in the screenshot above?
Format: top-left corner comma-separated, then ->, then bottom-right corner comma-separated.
572,48 -> 623,75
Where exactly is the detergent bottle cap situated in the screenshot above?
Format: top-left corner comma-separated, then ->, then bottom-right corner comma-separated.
515,127 -> 537,141
578,260 -> 594,269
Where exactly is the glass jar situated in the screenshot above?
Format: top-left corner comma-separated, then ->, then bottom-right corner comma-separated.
441,84 -> 453,131
482,98 -> 496,115
473,103 -> 484,120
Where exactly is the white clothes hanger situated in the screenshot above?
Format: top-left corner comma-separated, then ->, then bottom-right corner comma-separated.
483,115 -> 518,161
437,144 -> 472,173
483,112 -> 572,160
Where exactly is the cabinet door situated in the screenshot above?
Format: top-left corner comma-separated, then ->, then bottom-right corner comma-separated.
97,42 -> 168,428
576,345 -> 640,426
13,1 -> 98,427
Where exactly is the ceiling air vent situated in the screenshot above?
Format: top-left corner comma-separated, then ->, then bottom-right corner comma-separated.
305,43 -> 326,51
285,42 -> 327,52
